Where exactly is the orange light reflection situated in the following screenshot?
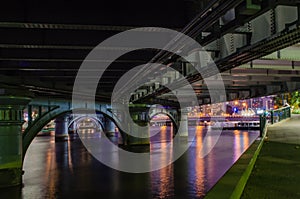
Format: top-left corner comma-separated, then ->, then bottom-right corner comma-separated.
195,126 -> 205,197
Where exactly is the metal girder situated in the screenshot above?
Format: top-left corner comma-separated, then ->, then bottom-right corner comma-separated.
0,75 -> 112,101
238,59 -> 300,69
115,0 -> 246,99
0,0 -> 188,28
228,68 -> 300,76
0,22 -> 148,32
1,0 -> 300,104
0,46 -> 154,63
0,0 -> 194,100
132,2 -> 300,103
213,5 -> 300,69
263,44 -> 300,60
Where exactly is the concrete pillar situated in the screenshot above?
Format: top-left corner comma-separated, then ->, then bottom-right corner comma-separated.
0,89 -> 31,188
115,106 -> 151,147
104,118 -> 115,137
55,116 -> 69,141
120,110 -> 150,146
127,120 -> 150,145
178,110 -> 189,137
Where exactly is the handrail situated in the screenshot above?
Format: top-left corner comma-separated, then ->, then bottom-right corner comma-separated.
269,106 -> 291,124
259,106 -> 291,136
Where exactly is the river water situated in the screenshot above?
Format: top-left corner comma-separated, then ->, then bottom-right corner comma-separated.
8,126 -> 258,199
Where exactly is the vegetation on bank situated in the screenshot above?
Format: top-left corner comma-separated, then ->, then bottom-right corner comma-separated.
293,109 -> 300,114
274,91 -> 300,114
290,91 -> 300,114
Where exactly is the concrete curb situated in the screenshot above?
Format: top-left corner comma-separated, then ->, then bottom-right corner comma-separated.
229,137 -> 265,199
205,116 -> 293,198
205,127 -> 267,199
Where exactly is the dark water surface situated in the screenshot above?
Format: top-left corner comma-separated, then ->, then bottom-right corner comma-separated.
5,126 -> 259,199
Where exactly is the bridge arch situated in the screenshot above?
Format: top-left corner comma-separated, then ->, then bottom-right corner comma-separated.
22,107 -> 124,159
68,115 -> 105,132
148,111 -> 179,134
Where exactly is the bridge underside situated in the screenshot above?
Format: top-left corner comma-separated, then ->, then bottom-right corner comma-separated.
0,0 -> 299,104
1,0 -> 300,188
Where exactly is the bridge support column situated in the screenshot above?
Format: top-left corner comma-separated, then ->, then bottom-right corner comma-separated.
117,107 -> 150,147
178,110 -> 188,138
55,116 -> 69,141
126,120 -> 150,145
0,90 -> 31,188
104,118 -> 115,137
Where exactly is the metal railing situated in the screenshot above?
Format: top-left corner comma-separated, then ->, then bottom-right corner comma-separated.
270,106 -> 291,124
259,106 -> 291,137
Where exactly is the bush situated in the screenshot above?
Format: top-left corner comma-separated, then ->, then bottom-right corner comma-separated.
292,109 -> 300,114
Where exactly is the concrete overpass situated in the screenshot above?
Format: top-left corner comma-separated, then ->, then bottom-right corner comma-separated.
1,0 -> 300,188
0,0 -> 300,102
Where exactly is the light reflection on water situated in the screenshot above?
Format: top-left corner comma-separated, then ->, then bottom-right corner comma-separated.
194,126 -> 205,198
150,126 -> 174,199
19,126 -> 259,199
